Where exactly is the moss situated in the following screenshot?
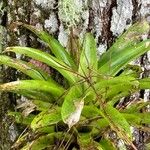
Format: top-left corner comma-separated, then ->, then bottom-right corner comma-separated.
58,0 -> 83,27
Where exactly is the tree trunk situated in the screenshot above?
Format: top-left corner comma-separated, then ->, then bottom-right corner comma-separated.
0,0 -> 149,149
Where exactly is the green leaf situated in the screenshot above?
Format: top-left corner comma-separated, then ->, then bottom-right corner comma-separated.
122,100 -> 150,113
61,85 -> 84,128
99,139 -> 116,150
21,23 -> 77,69
82,105 -> 100,118
78,33 -> 97,82
0,80 -> 65,98
32,100 -> 52,111
0,55 -> 52,81
94,76 -> 139,101
95,76 -> 136,89
16,89 -> 53,102
123,113 -> 150,125
98,40 -> 150,76
91,118 -> 109,136
31,107 -> 61,130
101,104 -> 132,143
37,126 -> 55,134
77,133 -> 92,148
120,64 -> 142,78
139,78 -> 150,89
21,132 -> 72,150
98,20 -> 149,69
5,46 -> 76,84
77,133 -> 101,150
8,111 -> 34,125
104,81 -> 138,100
108,91 -> 129,106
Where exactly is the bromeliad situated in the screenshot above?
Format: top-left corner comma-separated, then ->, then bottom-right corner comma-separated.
0,20 -> 150,149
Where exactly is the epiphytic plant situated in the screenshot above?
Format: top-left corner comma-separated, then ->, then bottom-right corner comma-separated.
0,20 -> 150,150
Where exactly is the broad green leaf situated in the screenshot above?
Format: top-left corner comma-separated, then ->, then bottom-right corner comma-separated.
122,100 -> 150,113
139,78 -> 150,89
0,80 -> 65,98
98,40 -> 150,76
101,104 -> 132,143
37,126 -> 55,134
31,107 -> 61,130
94,76 -> 139,100
91,118 -> 109,136
77,133 -> 92,148
61,85 -> 84,128
99,139 -> 116,150
20,23 -> 77,69
82,105 -> 100,118
21,132 -> 72,150
98,20 -> 149,68
8,111 -> 34,125
16,89 -> 53,102
95,76 -> 136,89
32,100 -> 52,111
0,55 -> 52,81
120,64 -> 142,78
123,113 -> 150,125
77,133 -> 101,150
5,46 -> 76,84
108,91 -> 129,106
78,33 -> 97,82
104,81 -> 138,100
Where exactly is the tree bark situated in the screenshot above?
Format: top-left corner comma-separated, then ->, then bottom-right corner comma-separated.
0,0 -> 149,149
